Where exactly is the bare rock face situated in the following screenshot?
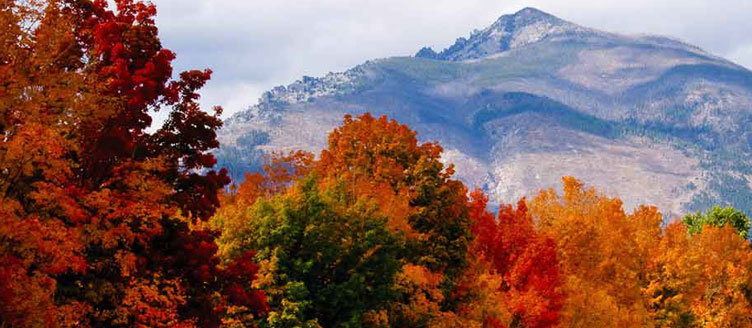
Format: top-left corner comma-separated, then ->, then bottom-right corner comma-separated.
419,7 -> 594,61
219,8 -> 752,217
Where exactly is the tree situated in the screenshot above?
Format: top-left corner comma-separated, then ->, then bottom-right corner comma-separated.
226,176 -> 403,328
645,223 -> 752,327
463,190 -> 563,328
213,114 -> 476,326
317,114 -> 473,302
212,151 -> 314,260
528,177 -> 662,327
682,205 -> 750,239
0,1 -> 265,326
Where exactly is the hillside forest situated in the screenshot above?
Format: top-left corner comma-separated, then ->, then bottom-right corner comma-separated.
2,1 -> 752,327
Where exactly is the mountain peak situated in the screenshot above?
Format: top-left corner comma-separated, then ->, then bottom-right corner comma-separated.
513,7 -> 557,20
416,7 -> 587,61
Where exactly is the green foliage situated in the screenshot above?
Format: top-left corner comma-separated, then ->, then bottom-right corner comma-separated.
317,113 -> 475,304
227,176 -> 404,328
682,206 -> 751,239
407,168 -> 473,292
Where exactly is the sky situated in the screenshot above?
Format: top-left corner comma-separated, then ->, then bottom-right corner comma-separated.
148,0 -> 752,119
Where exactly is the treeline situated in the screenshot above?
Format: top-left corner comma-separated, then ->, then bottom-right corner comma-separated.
211,113 -> 752,328
2,1 -> 752,328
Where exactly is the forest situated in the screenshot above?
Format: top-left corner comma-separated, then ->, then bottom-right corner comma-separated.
1,1 -> 751,327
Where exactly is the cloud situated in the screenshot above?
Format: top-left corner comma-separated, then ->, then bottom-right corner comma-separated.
147,0 -> 752,119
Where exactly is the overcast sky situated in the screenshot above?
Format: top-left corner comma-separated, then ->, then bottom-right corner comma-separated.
148,0 -> 752,118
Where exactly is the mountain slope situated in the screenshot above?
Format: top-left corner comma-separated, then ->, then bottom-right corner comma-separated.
218,7 -> 752,217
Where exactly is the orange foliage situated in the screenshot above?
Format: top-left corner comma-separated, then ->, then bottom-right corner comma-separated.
212,112 -> 752,327
0,1 -> 266,326
529,177 -> 661,327
316,113 -> 473,288
528,176 -> 752,328
5,4 -> 752,323
645,223 -> 752,327
317,113 -> 447,236
230,150 -> 314,205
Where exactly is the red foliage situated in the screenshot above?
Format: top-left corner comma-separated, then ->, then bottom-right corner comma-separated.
0,0 -> 260,326
224,252 -> 269,313
469,190 -> 564,328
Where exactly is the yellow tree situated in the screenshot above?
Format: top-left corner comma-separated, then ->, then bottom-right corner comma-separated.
645,222 -> 752,327
529,177 -> 662,327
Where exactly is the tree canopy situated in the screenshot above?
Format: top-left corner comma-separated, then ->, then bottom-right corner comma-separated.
3,1 -> 752,327
1,1 -> 265,326
683,205 -> 751,239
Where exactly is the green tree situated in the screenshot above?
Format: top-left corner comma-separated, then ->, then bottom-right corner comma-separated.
318,114 -> 474,303
682,206 -> 751,239
224,175 -> 403,328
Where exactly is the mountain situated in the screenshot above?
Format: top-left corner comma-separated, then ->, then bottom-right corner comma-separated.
217,7 -> 752,217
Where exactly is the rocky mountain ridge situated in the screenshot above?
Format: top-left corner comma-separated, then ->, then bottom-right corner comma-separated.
219,7 -> 752,217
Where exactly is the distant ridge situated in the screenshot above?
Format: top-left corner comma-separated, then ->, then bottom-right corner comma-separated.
220,7 -> 752,217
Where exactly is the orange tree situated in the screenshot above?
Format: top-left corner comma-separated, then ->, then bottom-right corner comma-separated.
645,222 -> 752,327
528,177 -> 663,327
0,1 -> 265,326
